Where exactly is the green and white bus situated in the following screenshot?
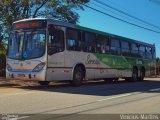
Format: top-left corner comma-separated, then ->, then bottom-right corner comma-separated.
6,18 -> 156,86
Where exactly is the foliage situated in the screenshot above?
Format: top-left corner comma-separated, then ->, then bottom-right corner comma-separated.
0,54 -> 6,77
0,43 -> 6,77
0,0 -> 89,37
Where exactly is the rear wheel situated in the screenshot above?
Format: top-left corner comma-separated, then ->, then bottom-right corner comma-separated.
131,68 -> 138,82
71,67 -> 84,86
138,68 -> 145,81
38,81 -> 50,86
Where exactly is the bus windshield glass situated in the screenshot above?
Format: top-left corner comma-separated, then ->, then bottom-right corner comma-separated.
8,30 -> 46,60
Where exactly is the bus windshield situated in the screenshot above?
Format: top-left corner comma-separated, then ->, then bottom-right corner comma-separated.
8,30 -> 46,60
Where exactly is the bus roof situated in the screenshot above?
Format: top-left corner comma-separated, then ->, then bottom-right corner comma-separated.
13,18 -> 155,48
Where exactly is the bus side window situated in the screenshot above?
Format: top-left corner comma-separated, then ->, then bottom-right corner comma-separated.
121,41 -> 130,56
110,38 -> 120,55
66,28 -> 81,51
146,47 -> 152,59
96,35 -> 109,54
48,27 -> 64,55
152,47 -> 156,60
139,45 -> 145,58
131,43 -> 139,57
83,32 -> 96,53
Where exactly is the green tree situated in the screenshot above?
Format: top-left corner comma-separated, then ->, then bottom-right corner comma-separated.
0,42 -> 6,77
0,0 -> 89,38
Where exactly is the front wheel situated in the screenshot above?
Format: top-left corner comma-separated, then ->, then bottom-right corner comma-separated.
71,67 -> 84,86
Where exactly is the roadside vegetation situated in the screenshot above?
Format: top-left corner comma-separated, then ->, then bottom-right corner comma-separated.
0,43 -> 6,77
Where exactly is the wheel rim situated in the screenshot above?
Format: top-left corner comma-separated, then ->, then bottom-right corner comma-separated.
75,71 -> 82,81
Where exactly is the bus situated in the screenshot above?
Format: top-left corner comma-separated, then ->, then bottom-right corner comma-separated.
6,18 -> 156,86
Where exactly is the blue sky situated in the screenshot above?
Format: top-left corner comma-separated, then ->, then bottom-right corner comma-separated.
78,0 -> 160,58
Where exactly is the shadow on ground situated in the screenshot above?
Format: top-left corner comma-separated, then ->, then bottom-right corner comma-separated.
1,79 -> 160,96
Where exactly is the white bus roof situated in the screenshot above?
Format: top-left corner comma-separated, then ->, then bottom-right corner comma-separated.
13,18 -> 155,48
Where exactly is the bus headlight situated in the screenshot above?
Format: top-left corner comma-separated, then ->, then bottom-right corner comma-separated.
6,64 -> 12,71
33,62 -> 45,72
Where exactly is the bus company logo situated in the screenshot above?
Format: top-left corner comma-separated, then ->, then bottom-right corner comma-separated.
85,54 -> 100,65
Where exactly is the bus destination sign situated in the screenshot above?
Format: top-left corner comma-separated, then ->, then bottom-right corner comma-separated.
12,20 -> 47,30
16,22 -> 40,29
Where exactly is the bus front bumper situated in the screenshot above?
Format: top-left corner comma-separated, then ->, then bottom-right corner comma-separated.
6,70 -> 46,81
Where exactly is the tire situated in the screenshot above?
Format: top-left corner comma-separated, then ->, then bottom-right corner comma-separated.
131,68 -> 138,82
71,67 -> 84,86
38,81 -> 50,86
138,69 -> 145,81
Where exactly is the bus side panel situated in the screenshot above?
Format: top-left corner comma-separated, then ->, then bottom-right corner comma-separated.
46,52 -> 72,81
121,70 -> 132,78
46,68 -> 72,81
94,54 -> 118,79
64,51 -> 98,80
95,54 -> 133,78
94,68 -> 118,79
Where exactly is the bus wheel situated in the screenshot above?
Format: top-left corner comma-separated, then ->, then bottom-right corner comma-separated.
138,69 -> 145,81
38,81 -> 50,86
131,68 -> 138,82
71,67 -> 84,86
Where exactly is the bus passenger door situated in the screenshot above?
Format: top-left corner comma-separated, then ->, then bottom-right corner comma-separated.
47,25 -> 65,81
